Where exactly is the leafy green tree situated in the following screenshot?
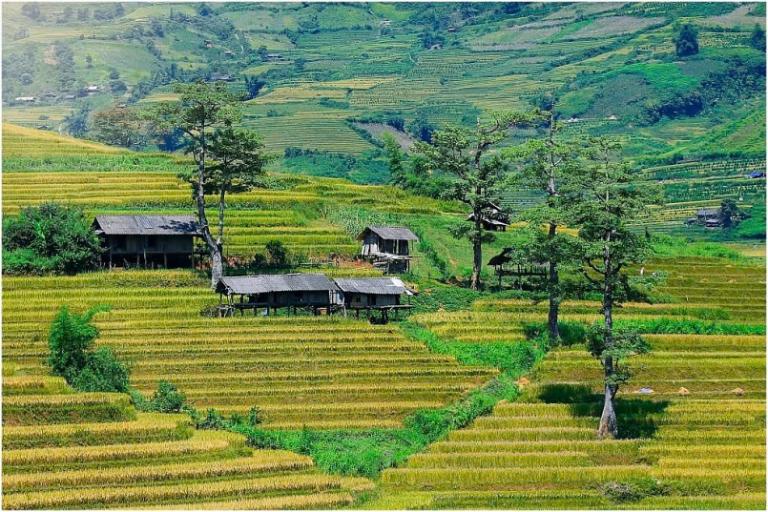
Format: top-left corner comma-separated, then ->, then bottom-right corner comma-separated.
204,127 -> 272,252
265,240 -> 289,266
63,102 -> 91,137
674,24 -> 699,57
92,106 -> 146,148
564,138 -> 661,439
243,75 -> 266,99
48,305 -> 108,376
150,81 -> 241,287
719,198 -> 744,228
383,133 -> 406,186
510,111 -> 582,342
751,24 -> 766,51
3,203 -> 102,274
416,112 -> 534,289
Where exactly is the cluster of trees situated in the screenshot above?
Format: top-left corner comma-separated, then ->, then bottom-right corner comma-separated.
3,203 -> 102,275
388,108 -> 659,438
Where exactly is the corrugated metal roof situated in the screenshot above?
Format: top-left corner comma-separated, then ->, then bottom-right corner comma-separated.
217,274 -> 338,295
359,226 -> 419,241
94,215 -> 200,236
334,277 -> 414,296
467,213 -> 509,226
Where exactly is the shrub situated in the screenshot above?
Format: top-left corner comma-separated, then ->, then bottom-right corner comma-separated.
47,304 -> 130,392
150,381 -> 187,412
71,347 -> 130,393
265,239 -> 289,266
48,305 -> 110,382
599,478 -> 671,503
195,408 -> 226,429
3,203 -> 103,275
248,406 -> 262,426
523,320 -> 586,346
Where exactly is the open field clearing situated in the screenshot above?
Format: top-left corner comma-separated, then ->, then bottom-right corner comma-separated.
3,271 -> 497,428
374,256 -> 765,508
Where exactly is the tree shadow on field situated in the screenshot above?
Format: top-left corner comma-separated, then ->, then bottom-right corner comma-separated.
537,384 -> 670,439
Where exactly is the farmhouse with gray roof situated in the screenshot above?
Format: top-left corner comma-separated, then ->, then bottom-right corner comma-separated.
92,215 -> 200,269
215,274 -> 415,320
215,274 -> 342,315
357,225 -> 419,273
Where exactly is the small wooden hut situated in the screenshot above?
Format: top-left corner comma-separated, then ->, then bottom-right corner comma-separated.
215,274 -> 341,316
358,226 -> 419,272
467,203 -> 510,231
92,215 -> 200,268
334,277 -> 415,321
488,247 -> 548,288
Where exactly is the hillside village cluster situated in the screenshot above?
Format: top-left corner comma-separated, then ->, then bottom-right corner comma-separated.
92,214 -> 418,319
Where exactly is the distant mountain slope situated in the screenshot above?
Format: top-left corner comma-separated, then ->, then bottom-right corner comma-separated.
2,2 -> 765,184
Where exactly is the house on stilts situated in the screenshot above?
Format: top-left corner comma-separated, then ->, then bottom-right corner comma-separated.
357,225 -> 418,273
92,215 -> 200,268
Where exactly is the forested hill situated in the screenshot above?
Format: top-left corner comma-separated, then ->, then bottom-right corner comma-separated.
3,1 -> 766,184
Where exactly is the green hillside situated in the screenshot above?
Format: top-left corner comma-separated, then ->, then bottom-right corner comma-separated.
3,2 -> 765,184
1,3 -> 766,510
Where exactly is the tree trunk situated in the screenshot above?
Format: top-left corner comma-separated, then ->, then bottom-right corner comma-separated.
547,222 -> 560,342
193,129 -> 224,289
597,380 -> 618,439
217,185 -> 226,249
597,237 -> 617,438
470,214 -> 483,290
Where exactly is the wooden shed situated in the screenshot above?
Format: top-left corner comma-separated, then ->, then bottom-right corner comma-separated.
467,202 -> 510,231
488,247 -> 548,288
334,277 -> 415,309
92,215 -> 200,268
357,226 -> 419,272
215,274 -> 342,316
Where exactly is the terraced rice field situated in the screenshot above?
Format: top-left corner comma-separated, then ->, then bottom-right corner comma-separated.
2,124 -> 446,259
375,257 -> 765,509
2,123 -> 125,157
3,271 -> 497,429
1,375 -> 373,509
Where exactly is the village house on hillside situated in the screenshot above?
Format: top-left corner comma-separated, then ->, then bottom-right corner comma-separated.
685,208 -> 722,228
358,225 -> 418,273
335,276 -> 415,320
215,274 -> 415,320
216,273 -> 340,315
467,202 -> 510,231
92,215 -> 200,268
488,247 -> 548,288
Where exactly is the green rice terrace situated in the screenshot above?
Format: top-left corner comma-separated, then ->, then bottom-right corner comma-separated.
2,2 -> 767,510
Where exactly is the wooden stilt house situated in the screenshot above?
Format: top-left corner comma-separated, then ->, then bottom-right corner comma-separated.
334,277 -> 416,321
215,274 -> 342,316
92,215 -> 200,268
357,226 -> 418,273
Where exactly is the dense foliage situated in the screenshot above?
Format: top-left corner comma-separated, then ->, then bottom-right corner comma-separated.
48,304 -> 129,393
3,203 -> 102,275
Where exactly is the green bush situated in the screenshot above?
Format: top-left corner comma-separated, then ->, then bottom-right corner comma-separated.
72,347 -> 130,393
48,305 -> 110,382
150,381 -> 187,412
3,203 -> 103,275
265,239 -> 288,266
523,320 -> 587,346
47,304 -> 130,392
